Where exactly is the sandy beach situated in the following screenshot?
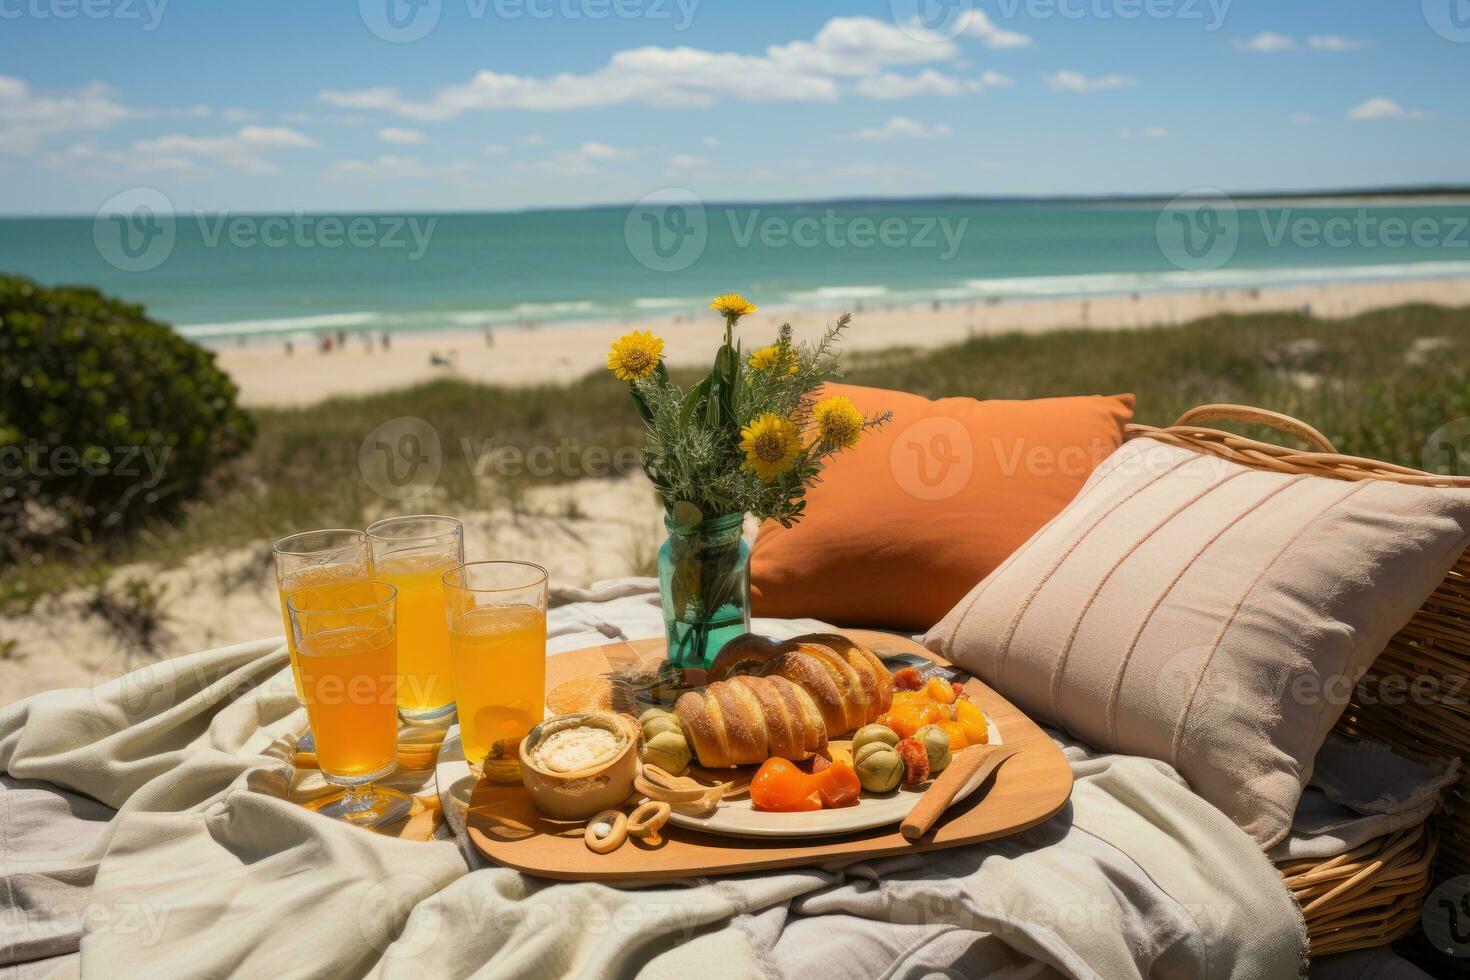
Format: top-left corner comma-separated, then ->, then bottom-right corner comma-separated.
216,276 -> 1470,407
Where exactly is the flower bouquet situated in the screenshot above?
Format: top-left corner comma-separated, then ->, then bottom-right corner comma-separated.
607,294 -> 889,672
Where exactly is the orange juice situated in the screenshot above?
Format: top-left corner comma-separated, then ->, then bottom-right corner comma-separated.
296,623 -> 398,777
376,552 -> 458,713
278,563 -> 372,702
448,603 -> 546,775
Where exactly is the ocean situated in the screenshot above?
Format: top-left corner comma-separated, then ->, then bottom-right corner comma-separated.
2,197 -> 1468,343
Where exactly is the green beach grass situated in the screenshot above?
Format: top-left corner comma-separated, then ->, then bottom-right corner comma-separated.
3,302 -> 1467,614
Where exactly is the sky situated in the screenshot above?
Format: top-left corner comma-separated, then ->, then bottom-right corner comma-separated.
1,0 -> 1467,215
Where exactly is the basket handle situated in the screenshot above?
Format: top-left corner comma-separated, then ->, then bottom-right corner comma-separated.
1171,404 -> 1338,454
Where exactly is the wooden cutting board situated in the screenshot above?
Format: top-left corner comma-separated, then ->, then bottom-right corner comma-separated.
465,629 -> 1072,881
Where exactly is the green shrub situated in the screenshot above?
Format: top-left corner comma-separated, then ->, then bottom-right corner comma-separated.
0,274 -> 254,559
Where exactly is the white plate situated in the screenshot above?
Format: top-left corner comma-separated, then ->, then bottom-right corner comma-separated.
666,713 -> 1002,839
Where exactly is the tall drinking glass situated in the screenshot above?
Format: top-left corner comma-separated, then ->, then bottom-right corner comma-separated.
272,529 -> 375,744
366,515 -> 464,721
287,580 -> 411,827
443,561 -> 548,782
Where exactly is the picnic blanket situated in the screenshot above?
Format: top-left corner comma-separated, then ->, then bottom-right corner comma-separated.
1,580 -> 1306,979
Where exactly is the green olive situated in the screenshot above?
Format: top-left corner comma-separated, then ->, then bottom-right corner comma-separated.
914,724 -> 952,773
851,723 -> 900,757
855,744 -> 903,793
638,707 -> 673,726
640,730 -> 691,775
641,715 -> 683,741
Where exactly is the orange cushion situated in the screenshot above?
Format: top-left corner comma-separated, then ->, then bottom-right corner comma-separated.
749,384 -> 1135,630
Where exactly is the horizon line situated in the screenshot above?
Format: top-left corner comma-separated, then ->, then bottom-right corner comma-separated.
6,183 -> 1470,220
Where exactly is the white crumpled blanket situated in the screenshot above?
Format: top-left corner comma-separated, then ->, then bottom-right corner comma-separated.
1,579 -> 1305,979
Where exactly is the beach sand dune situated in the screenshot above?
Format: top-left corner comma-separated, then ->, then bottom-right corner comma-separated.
216,277 -> 1470,407
0,478 -> 661,704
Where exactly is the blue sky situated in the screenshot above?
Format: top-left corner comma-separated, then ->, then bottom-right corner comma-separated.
2,0 -> 1467,215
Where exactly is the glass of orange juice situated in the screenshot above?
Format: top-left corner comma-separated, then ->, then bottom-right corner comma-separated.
287,580 -> 411,827
272,529 -> 375,744
443,561 -> 548,782
366,515 -> 464,721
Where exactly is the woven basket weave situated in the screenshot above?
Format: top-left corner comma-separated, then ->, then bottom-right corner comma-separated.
1124,405 -> 1470,961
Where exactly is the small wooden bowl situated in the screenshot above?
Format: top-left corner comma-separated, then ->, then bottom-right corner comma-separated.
519,712 -> 638,821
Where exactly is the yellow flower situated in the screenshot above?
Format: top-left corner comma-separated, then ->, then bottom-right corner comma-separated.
605,330 -> 664,382
739,412 -> 802,481
748,344 -> 798,374
813,396 -> 864,449
710,293 -> 758,320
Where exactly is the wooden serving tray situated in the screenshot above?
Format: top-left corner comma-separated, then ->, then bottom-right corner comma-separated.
466,629 -> 1072,881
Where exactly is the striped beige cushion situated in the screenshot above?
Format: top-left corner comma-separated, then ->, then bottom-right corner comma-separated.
926,437 -> 1470,847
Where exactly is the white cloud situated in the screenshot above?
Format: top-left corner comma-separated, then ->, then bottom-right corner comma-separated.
221,107 -> 261,122
483,144 -> 508,155
851,116 -> 952,141
1289,112 -> 1316,124
378,126 -> 426,144
319,17 -> 957,119
518,141 -> 632,177
666,153 -> 711,174
130,125 -> 317,174
955,9 -> 1032,49
1044,70 -> 1137,93
578,141 -> 625,159
1236,32 -> 1368,53
1234,31 -> 1296,52
834,161 -> 917,182
1141,125 -> 1167,139
702,136 -> 719,147
327,155 -> 474,179
1348,97 -> 1428,121
857,68 -> 1012,99
0,76 -> 131,155
518,133 -> 544,145
1307,35 -> 1369,51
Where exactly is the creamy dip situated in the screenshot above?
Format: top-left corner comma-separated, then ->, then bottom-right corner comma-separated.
533,725 -> 622,773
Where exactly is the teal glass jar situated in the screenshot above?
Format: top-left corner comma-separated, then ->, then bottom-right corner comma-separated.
658,511 -> 751,670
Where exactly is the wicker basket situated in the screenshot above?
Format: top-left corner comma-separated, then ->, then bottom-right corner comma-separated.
1125,405 -> 1470,964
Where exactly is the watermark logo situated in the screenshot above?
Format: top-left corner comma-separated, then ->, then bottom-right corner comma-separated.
358,874 -> 442,957
890,0 -> 973,41
1156,188 -> 1239,272
890,416 -> 973,500
360,0 -> 441,42
359,417 -> 442,501
624,187 -> 707,273
1424,0 -> 1470,43
1424,875 -> 1470,956
94,187 -> 175,273
1150,646 -> 1240,732
1423,418 -> 1470,476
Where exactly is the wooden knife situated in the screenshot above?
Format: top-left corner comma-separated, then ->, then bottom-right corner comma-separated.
900,744 -> 1021,841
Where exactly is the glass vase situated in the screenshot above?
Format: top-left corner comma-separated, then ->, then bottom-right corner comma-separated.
657,511 -> 751,671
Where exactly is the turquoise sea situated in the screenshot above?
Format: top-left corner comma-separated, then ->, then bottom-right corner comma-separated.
2,197 -> 1468,343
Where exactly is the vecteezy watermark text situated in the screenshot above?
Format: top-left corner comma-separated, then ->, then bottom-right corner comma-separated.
359,0 -> 696,42
1,442 -> 171,487
890,0 -> 1229,42
624,189 -> 969,272
196,212 -> 436,259
728,210 -> 968,259
1157,189 -> 1470,271
94,189 -> 438,272
0,0 -> 167,30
